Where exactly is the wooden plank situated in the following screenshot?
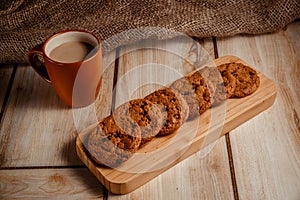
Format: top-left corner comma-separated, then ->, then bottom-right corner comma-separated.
77,55 -> 275,195
108,37 -> 235,198
107,140 -> 232,200
104,38 -> 233,199
0,50 -> 116,168
0,64 -> 14,114
113,37 -> 216,108
0,168 -> 104,199
216,21 -> 300,199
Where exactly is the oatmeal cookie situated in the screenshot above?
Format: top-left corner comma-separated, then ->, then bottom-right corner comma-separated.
113,99 -> 163,146
170,69 -> 212,120
87,115 -> 141,167
217,64 -> 237,98
198,66 -> 226,105
144,88 -> 189,136
218,63 -> 260,98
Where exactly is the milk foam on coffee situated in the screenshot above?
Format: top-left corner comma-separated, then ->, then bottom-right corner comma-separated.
49,41 -> 94,63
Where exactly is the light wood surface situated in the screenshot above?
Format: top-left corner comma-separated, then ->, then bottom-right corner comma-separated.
0,21 -> 299,199
0,64 -> 81,167
108,38 -> 235,199
0,168 -> 104,199
0,50 -> 116,168
76,56 -> 276,194
217,22 -> 300,200
0,65 -> 13,111
108,138 -> 234,200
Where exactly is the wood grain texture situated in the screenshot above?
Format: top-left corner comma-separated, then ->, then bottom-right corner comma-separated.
216,22 -> 300,200
2,20 -> 298,199
0,50 -> 116,168
107,139 -> 232,200
76,55 -> 276,195
113,37 -> 215,108
0,168 -> 104,199
108,37 -> 234,198
0,65 -> 14,113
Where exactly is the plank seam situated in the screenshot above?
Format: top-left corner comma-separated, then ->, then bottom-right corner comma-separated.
225,134 -> 240,200
102,47 -> 120,200
213,36 -> 239,200
0,64 -> 17,126
111,47 -> 121,112
0,64 -> 18,167
212,37 -> 219,59
0,165 -> 86,170
103,188 -> 108,200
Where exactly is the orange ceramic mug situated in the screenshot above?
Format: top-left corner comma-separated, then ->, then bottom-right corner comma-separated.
28,30 -> 102,108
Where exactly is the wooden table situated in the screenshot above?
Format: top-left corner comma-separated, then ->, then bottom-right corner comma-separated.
0,21 -> 299,199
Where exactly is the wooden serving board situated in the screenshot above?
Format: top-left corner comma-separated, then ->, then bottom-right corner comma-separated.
76,56 -> 277,194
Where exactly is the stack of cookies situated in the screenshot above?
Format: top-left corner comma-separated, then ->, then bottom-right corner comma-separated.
87,62 -> 260,167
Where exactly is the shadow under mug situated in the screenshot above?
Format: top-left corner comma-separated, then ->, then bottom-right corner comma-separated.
28,30 -> 102,108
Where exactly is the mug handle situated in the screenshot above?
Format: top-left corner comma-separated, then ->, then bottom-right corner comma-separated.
28,44 -> 51,83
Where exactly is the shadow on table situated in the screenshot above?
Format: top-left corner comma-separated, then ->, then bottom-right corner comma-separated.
5,65 -> 69,110
60,133 -> 106,197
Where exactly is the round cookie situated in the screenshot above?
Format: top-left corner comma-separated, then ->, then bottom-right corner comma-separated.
113,99 -> 163,146
198,66 -> 226,106
170,77 -> 200,120
144,88 -> 189,136
186,71 -> 212,116
87,115 -> 141,167
218,63 -> 260,98
170,70 -> 212,120
217,63 -> 237,98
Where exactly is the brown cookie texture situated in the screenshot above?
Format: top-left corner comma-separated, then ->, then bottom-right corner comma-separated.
217,64 -> 237,98
144,88 -> 189,136
170,77 -> 199,120
87,115 -> 141,167
198,66 -> 226,106
113,99 -> 163,146
170,69 -> 213,120
218,63 -> 260,98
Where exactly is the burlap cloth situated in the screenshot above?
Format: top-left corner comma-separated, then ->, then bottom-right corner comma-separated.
0,0 -> 299,64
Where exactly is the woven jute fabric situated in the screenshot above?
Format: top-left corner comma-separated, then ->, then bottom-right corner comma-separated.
0,0 -> 299,63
